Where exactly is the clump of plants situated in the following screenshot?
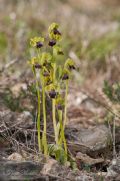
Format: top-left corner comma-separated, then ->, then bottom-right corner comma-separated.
28,23 -> 75,163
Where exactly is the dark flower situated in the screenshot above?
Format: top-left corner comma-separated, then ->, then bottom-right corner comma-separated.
69,65 -> 76,70
48,40 -> 56,47
43,62 -> 47,66
36,41 -> 43,48
56,104 -> 63,110
62,74 -> 69,80
53,28 -> 61,35
58,51 -> 64,55
49,90 -> 57,98
43,71 -> 50,77
43,62 -> 51,67
34,63 -> 42,69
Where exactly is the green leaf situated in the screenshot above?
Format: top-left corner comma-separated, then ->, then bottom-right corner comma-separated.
48,144 -> 67,164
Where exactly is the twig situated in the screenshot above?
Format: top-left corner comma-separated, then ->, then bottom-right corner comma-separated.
0,58 -> 19,73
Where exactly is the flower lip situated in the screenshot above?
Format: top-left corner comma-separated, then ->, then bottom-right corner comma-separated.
62,74 -> 69,80
34,63 -> 42,69
43,71 -> 50,77
49,89 -> 57,98
69,65 -> 76,70
43,62 -> 48,66
58,51 -> 64,55
48,40 -> 56,47
36,41 -> 43,48
53,28 -> 61,35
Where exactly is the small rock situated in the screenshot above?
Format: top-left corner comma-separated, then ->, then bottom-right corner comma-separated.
11,83 -> 27,97
66,125 -> 111,157
106,156 -> 120,179
7,153 -> 24,161
0,160 -> 44,181
42,158 -> 57,174
76,152 -> 104,166
16,111 -> 33,128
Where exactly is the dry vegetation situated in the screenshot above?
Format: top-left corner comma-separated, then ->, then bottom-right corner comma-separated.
0,0 -> 120,180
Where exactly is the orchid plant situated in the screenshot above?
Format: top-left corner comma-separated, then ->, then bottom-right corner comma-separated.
28,23 -> 75,162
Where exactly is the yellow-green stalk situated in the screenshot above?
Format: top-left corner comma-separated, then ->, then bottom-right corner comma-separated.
31,65 -> 42,152
52,63 -> 58,145
42,77 -> 48,155
63,79 -> 69,128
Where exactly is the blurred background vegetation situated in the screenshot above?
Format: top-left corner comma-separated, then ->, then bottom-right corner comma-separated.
1,0 -> 120,87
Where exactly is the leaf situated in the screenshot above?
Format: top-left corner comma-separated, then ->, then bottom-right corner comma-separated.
48,144 -> 67,164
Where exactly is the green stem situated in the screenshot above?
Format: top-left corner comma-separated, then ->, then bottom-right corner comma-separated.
32,66 -> 42,152
37,83 -> 42,152
52,62 -> 58,145
42,78 -> 48,156
59,79 -> 69,155
58,110 -> 62,145
52,99 -> 58,144
64,80 -> 69,128
58,110 -> 67,155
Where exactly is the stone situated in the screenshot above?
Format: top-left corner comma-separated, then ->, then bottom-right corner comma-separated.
7,153 -> 24,161
66,125 -> 111,157
0,160 -> 44,181
106,156 -> 120,179
76,152 -> 104,166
